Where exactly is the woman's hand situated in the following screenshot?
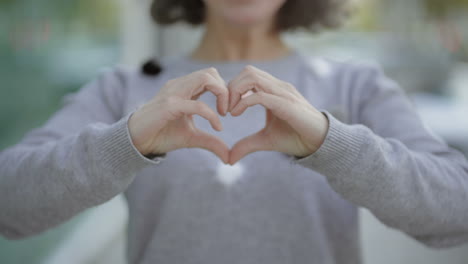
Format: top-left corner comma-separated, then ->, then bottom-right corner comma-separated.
128,68 -> 230,164
228,65 -> 329,165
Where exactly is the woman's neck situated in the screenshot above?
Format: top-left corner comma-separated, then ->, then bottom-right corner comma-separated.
191,13 -> 291,62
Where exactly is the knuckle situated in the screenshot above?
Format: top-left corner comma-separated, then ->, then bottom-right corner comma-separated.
244,65 -> 255,72
242,66 -> 254,76
220,85 -> 229,94
284,82 -> 295,91
206,67 -> 218,74
199,72 -> 212,83
246,73 -> 259,83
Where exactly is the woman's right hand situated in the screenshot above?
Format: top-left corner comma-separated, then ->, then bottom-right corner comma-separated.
128,68 -> 230,164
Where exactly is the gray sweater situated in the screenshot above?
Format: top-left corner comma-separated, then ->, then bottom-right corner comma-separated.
1,49 -> 468,264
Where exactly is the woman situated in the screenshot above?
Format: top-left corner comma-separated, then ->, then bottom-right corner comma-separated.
1,0 -> 468,263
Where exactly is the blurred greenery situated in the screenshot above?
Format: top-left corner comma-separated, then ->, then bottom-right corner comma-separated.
0,1 -> 120,263
348,0 -> 382,31
0,217 -> 84,264
0,0 -> 119,149
425,0 -> 468,18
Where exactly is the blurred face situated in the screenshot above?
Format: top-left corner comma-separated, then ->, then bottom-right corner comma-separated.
203,0 -> 287,29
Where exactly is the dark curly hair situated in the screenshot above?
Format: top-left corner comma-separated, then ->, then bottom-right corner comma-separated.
150,0 -> 351,32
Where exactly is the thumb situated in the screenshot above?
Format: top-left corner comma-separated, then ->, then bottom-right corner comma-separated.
229,130 -> 271,165
187,129 -> 230,164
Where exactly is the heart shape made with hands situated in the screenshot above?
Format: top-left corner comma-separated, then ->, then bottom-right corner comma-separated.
189,65 -> 329,166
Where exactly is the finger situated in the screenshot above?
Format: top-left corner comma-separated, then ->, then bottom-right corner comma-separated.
203,68 -> 229,116
228,66 -> 255,112
228,68 -> 292,112
175,100 -> 223,131
206,83 -> 229,117
188,129 -> 230,164
230,91 -> 286,119
228,69 -> 268,112
191,68 -> 229,116
240,65 -> 274,80
229,130 -> 271,165
240,65 -> 301,97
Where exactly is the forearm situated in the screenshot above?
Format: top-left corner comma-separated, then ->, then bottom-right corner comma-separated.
0,113 -> 162,239
294,112 -> 468,247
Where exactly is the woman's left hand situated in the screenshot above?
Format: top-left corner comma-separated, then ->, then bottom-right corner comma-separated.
228,65 -> 329,165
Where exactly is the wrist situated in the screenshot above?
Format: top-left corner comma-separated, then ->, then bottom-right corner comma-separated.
301,111 -> 329,156
127,111 -> 151,156
315,112 -> 330,148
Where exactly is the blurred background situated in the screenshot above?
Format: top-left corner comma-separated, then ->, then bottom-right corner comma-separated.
1,0 -> 468,263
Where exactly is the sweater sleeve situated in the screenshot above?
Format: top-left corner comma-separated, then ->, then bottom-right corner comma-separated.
0,67 -> 163,240
292,63 -> 468,248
